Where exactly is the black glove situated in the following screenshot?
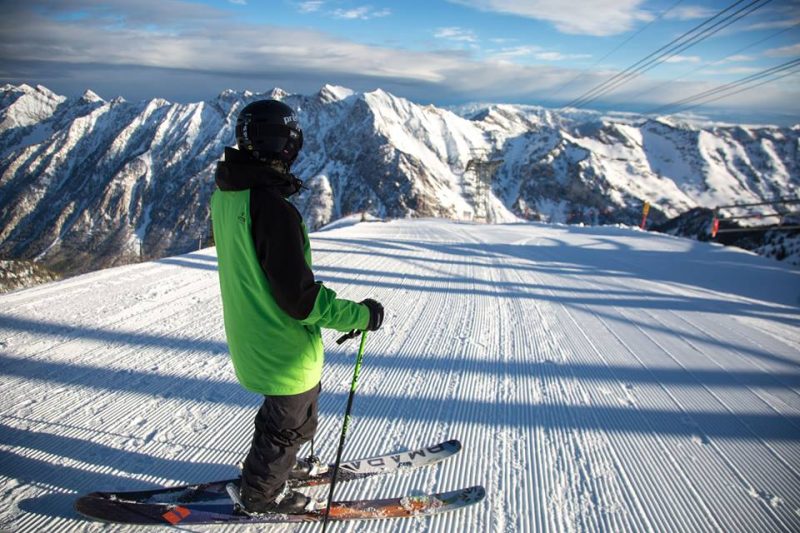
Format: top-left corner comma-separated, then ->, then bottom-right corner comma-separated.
360,299 -> 384,331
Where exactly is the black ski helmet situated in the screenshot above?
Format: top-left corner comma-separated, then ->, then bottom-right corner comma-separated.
235,100 -> 303,164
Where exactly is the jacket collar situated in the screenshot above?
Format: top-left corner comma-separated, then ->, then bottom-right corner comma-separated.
215,147 -> 303,197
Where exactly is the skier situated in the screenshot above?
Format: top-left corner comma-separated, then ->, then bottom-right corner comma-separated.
210,99 -> 384,514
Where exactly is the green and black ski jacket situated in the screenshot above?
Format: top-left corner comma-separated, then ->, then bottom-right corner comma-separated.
211,147 -> 369,396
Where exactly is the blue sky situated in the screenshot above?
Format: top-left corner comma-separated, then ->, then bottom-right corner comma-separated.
1,0 -> 799,123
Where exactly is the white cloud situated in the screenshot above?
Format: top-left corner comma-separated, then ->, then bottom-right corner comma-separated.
298,1 -> 324,13
491,45 -> 541,58
0,2 -> 446,85
663,5 -> 715,20
435,27 -> 478,43
49,0 -> 223,25
332,6 -> 391,20
489,46 -> 591,63
297,2 -> 389,19
447,0 -> 652,36
489,37 -> 517,44
228,0 -> 247,5
764,43 -> 800,57
2,0 -> 797,118
664,55 -> 702,64
705,67 -> 763,76
535,51 -> 589,61
722,54 -> 756,63
744,16 -> 800,31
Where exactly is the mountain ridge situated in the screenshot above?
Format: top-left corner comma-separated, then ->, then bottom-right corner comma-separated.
1,83 -> 797,283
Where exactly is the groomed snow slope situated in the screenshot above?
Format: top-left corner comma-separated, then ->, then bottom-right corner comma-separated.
1,219 -> 799,532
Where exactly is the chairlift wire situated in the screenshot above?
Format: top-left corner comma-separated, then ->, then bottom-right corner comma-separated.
566,0 -> 773,109
561,0 -> 773,110
682,66 -> 800,109
549,0 -> 686,97
561,0 -> 751,108
653,58 -> 800,113
650,57 -> 800,111
636,22 -> 800,97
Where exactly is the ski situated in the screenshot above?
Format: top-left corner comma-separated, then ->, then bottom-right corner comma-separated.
74,439 -> 460,508
75,485 -> 485,525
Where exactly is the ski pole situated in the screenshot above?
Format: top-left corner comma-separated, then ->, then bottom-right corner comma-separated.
321,330 -> 368,533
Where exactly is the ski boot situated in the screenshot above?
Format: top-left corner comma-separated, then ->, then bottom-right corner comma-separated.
290,455 -> 328,481
229,482 -> 320,515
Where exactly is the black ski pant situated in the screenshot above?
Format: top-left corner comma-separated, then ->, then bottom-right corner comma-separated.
240,382 -> 320,504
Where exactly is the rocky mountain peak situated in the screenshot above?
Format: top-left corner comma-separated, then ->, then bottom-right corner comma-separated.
318,84 -> 355,103
0,83 -> 797,280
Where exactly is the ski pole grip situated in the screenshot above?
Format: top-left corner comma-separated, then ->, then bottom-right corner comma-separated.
336,330 -> 361,345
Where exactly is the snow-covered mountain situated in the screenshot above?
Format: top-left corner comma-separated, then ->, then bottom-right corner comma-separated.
1,83 -> 798,278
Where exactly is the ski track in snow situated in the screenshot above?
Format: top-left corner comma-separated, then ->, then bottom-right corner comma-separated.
1,219 -> 799,532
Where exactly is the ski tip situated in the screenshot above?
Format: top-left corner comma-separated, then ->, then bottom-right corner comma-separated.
431,485 -> 486,507
76,491 -> 106,500
447,439 -> 462,452
74,493 -> 109,515
74,496 -> 89,515
74,494 -> 127,523
454,485 -> 485,503
470,485 -> 486,502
